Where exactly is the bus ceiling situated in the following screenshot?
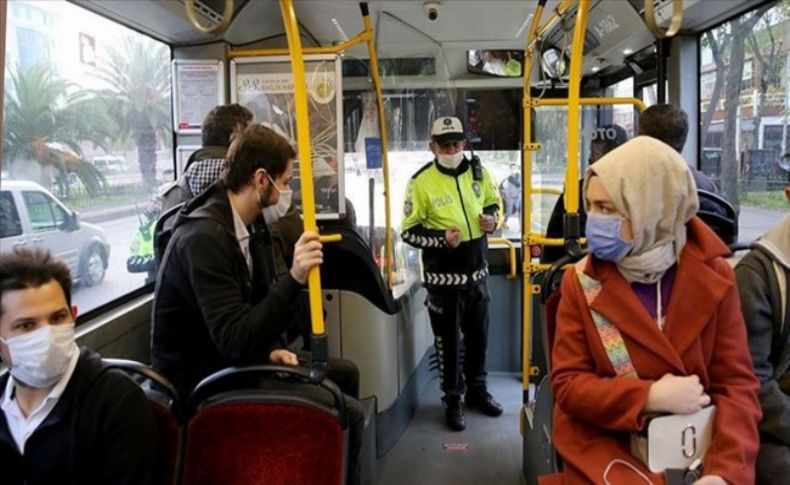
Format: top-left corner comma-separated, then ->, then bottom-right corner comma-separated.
69,0 -> 763,72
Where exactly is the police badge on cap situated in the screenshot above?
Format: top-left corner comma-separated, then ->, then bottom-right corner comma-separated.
431,117 -> 466,145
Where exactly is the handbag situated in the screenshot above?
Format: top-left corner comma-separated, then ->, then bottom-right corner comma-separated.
574,258 -> 716,473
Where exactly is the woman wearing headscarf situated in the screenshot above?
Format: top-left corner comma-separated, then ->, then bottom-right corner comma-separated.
544,137 -> 761,484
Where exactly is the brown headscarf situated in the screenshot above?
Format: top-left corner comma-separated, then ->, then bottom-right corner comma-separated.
584,136 -> 699,283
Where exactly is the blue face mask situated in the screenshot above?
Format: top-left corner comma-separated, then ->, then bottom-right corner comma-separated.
585,212 -> 634,262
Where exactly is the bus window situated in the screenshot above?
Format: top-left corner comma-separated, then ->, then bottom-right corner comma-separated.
700,0 -> 789,243
2,0 -> 173,315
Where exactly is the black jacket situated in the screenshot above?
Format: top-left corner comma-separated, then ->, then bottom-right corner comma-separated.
152,181 -> 303,397
0,348 -> 156,485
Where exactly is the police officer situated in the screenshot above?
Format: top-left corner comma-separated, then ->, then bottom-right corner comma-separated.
401,116 -> 503,431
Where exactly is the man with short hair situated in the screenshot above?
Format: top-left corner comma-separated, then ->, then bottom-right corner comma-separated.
401,116 -> 503,431
0,249 -> 156,484
161,103 -> 253,211
152,123 -> 364,485
638,104 -> 727,213
736,169 -> 790,484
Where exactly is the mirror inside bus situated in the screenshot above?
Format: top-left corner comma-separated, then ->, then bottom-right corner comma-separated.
540,47 -> 568,80
467,50 -> 524,78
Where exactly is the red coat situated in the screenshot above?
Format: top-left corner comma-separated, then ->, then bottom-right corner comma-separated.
545,218 -> 761,484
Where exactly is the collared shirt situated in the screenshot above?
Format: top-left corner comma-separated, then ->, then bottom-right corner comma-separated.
0,345 -> 81,454
230,201 -> 253,276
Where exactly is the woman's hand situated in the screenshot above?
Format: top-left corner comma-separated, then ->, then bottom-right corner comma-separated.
645,374 -> 711,414
693,475 -> 727,485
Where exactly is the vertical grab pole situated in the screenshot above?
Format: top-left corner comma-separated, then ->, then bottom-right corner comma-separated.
360,2 -> 394,288
565,0 -> 590,216
521,0 -> 546,391
279,0 -> 328,361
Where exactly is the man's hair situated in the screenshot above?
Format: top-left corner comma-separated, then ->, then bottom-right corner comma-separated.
201,104 -> 254,147
0,249 -> 72,315
590,124 -> 628,163
638,104 -> 688,153
224,124 -> 297,192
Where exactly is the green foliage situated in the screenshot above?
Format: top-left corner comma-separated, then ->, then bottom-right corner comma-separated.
91,36 -> 171,185
2,64 -> 111,196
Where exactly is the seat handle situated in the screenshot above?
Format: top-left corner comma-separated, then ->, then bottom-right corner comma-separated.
319,234 -> 342,243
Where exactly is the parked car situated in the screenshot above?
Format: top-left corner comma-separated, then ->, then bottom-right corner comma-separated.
0,180 -> 110,286
91,155 -> 128,173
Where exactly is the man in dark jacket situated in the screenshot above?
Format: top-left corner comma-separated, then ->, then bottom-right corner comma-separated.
638,104 -> 729,216
152,123 -> 364,484
736,171 -> 790,484
541,124 -> 628,264
161,103 -> 253,212
0,249 -> 156,485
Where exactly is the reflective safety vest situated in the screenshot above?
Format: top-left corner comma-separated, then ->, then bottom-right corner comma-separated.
401,157 -> 501,288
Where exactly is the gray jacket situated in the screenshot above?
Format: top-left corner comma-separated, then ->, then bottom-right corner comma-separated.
736,215 -> 790,446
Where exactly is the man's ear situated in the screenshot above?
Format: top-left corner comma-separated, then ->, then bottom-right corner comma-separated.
71,305 -> 79,321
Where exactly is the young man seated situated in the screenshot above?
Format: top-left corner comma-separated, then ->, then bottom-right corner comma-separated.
736,170 -> 790,485
0,249 -> 156,484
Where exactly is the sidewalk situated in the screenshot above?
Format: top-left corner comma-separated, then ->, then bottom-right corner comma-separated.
79,203 -> 141,224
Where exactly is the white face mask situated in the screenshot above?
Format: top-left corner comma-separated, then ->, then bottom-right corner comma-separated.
437,152 -> 464,170
1,324 -> 76,388
262,175 -> 293,224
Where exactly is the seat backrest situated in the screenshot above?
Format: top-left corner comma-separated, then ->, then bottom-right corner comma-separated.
320,227 -> 399,314
102,359 -> 182,485
697,190 -> 738,245
154,202 -> 185,267
540,252 -> 586,371
182,365 -> 348,485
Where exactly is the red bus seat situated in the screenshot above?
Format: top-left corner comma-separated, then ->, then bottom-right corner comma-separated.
103,358 -> 183,485
182,365 -> 348,485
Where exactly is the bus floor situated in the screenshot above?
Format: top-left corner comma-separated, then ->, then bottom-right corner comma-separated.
375,373 -> 523,485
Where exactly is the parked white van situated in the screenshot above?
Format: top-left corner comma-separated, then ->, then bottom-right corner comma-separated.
0,180 -> 110,286
91,155 -> 128,173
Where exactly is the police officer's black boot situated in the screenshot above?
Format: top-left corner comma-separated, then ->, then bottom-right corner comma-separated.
442,394 -> 466,431
465,388 -> 503,417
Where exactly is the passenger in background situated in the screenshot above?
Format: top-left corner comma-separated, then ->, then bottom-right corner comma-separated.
547,137 -> 760,484
499,163 -> 521,230
541,124 -> 628,264
161,103 -> 253,211
638,104 -> 728,217
0,249 -> 156,484
736,168 -> 790,485
152,124 -> 364,485
401,116 -> 503,431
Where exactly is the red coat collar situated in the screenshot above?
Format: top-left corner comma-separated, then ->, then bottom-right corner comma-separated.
579,217 -> 733,374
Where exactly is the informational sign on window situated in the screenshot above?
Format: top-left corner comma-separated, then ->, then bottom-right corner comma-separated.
230,55 -> 344,219
172,60 -> 225,135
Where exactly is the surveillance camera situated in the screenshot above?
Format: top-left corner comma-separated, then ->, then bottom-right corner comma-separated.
424,2 -> 440,22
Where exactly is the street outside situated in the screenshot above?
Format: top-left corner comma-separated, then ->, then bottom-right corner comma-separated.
72,213 -> 147,313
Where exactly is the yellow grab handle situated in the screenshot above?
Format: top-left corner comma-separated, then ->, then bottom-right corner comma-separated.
319,234 -> 342,244
488,237 -> 517,280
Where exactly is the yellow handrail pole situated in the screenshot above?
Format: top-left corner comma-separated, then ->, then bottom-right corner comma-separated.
525,0 -> 576,53
279,0 -> 325,338
565,0 -> 590,216
521,0 -> 548,390
360,2 -> 394,289
488,237 -> 517,280
536,96 -> 647,112
228,30 -> 370,58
